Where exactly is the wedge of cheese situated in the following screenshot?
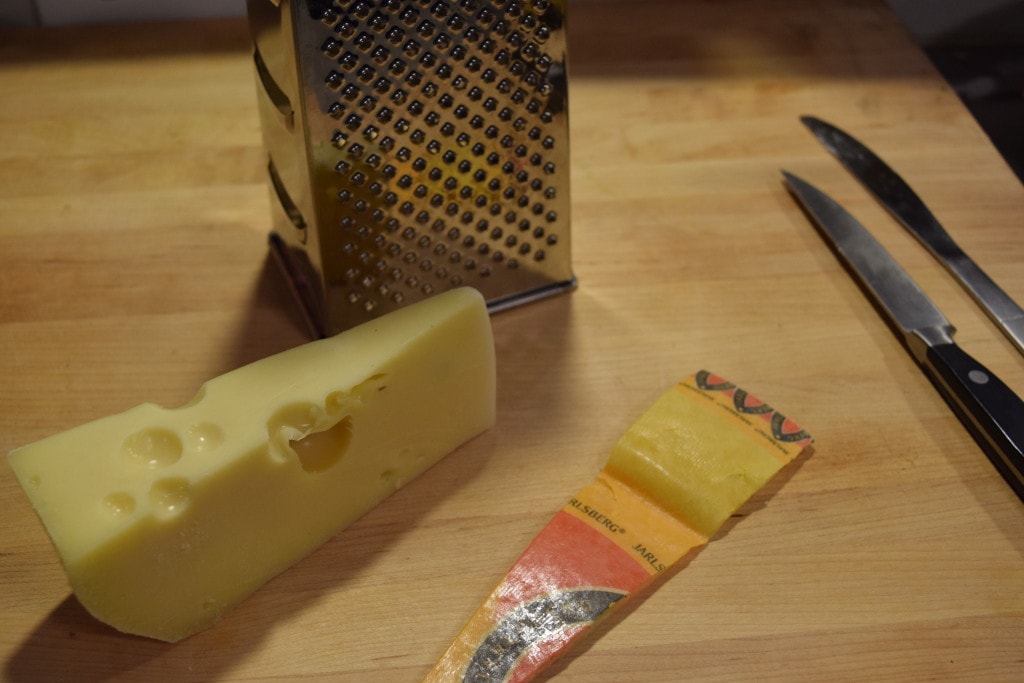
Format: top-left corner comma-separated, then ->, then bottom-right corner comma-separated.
8,287 -> 495,642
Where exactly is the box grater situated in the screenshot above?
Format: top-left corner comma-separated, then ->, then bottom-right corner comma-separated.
246,0 -> 575,337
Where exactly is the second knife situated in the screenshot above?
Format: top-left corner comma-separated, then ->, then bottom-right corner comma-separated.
783,170 -> 1024,503
801,115 -> 1024,358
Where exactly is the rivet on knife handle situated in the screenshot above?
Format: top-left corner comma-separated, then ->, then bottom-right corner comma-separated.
783,170 -> 1024,503
801,115 -> 1024,357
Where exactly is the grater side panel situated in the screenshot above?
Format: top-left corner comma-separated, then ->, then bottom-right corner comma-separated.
254,0 -> 575,334
249,0 -> 332,334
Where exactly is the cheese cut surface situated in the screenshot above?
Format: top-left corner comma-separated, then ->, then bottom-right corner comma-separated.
8,287 -> 495,642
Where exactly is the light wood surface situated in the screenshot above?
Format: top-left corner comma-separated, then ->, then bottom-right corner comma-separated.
2,1 -> 1023,680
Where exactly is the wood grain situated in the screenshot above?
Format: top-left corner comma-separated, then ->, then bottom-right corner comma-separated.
2,1 -> 1022,681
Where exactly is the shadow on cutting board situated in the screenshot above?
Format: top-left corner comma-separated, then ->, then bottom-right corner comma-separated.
217,249 -> 314,371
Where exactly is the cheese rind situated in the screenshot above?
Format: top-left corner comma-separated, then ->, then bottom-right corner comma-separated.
8,287 -> 495,642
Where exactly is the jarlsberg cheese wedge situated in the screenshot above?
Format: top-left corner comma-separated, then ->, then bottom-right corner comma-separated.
8,287 -> 495,642
424,371 -> 811,682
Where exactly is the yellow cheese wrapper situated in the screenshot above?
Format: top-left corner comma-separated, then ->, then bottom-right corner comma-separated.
424,371 -> 811,682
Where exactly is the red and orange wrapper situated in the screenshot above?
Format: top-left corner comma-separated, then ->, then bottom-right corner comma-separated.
423,371 -> 812,682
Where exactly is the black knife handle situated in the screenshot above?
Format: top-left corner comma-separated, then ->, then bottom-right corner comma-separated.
922,342 -> 1024,502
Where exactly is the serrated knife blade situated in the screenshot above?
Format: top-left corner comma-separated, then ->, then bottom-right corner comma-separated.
783,170 -> 1024,503
801,115 -> 1024,357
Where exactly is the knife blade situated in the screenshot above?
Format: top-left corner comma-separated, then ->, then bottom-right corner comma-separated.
800,115 -> 1024,358
783,170 -> 1024,503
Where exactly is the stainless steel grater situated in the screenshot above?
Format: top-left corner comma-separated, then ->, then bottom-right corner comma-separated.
246,0 -> 575,337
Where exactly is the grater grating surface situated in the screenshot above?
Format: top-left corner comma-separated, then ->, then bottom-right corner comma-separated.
248,0 -> 575,337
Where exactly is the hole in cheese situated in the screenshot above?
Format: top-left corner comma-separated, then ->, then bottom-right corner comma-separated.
103,492 -> 136,517
290,416 -> 353,473
121,428 -> 183,469
178,386 -> 207,409
267,402 -> 354,473
186,422 -> 224,453
149,478 -> 191,518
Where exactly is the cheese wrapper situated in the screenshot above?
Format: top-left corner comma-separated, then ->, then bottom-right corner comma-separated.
423,371 -> 811,683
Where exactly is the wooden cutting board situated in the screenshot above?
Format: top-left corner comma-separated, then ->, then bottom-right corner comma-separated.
2,1 -> 1022,680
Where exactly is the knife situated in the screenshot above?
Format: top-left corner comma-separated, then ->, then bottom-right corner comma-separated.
800,115 -> 1024,358
782,170 -> 1024,503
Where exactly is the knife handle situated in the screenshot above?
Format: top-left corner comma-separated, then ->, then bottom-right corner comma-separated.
922,342 -> 1024,502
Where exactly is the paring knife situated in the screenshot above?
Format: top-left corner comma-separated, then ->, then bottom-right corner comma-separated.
783,171 -> 1024,503
800,115 -> 1024,357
